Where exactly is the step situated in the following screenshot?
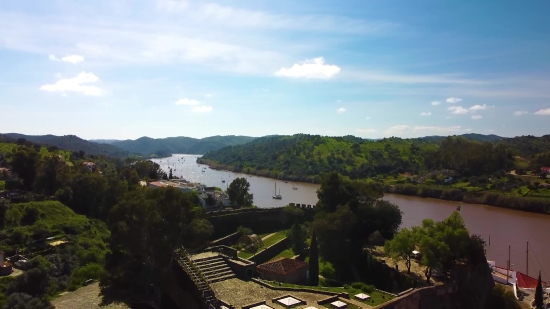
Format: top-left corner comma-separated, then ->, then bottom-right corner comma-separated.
205,270 -> 234,281
201,265 -> 231,274
195,261 -> 227,270
193,256 -> 223,264
210,273 -> 236,283
194,259 -> 225,267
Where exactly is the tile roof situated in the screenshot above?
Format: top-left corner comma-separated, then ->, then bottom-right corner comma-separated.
256,258 -> 308,276
516,271 -> 546,289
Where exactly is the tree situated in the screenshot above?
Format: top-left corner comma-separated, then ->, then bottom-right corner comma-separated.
309,229 -> 319,286
227,177 -> 253,207
384,228 -> 416,273
107,187 -> 213,294
288,222 -> 306,255
168,168 -> 173,179
535,271 -> 544,309
11,146 -> 39,190
313,205 -> 356,264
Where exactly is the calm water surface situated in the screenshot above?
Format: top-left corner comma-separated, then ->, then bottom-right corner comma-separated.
152,154 -> 550,281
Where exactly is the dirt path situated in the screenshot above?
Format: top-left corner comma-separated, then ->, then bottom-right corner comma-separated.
52,283 -> 129,309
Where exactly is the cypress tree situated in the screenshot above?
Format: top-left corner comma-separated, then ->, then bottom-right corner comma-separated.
535,271 -> 543,309
309,229 -> 319,286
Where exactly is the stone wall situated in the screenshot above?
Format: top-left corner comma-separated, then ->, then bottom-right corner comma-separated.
377,284 -> 459,309
207,208 -> 291,238
210,232 -> 241,247
247,237 -> 290,265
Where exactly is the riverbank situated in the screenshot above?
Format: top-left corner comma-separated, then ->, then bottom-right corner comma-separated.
198,159 -> 550,216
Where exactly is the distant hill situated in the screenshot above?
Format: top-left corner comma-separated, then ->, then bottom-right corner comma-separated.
110,135 -> 256,156
2,133 -> 130,157
418,133 -> 503,143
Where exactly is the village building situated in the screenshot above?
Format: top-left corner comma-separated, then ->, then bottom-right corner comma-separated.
256,258 -> 308,284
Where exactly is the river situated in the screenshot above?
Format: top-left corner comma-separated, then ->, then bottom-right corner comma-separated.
152,154 -> 550,282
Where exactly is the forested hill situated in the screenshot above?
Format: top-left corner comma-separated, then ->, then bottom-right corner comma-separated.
418,133 -> 503,143
2,133 -> 130,157
109,135 -> 256,156
199,134 -> 550,182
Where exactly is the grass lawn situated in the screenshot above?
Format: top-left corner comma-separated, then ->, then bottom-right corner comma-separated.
263,281 -> 393,307
270,247 -> 295,261
237,230 -> 288,259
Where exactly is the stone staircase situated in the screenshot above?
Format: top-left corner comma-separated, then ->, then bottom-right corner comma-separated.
174,248 -> 221,308
192,255 -> 236,283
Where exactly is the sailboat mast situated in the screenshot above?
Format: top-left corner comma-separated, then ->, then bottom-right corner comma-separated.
526,241 -> 529,276
507,244 -> 510,285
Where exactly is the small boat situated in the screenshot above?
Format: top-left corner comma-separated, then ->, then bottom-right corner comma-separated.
292,184 -> 298,190
272,182 -> 282,199
284,181 -> 288,183
222,180 -> 225,183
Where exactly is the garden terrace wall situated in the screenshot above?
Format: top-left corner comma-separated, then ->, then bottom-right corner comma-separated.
210,232 -> 241,247
247,237 -> 290,265
251,278 -> 346,297
207,208 -> 293,238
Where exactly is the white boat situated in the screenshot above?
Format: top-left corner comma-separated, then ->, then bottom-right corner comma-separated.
292,184 -> 298,190
272,182 -> 282,199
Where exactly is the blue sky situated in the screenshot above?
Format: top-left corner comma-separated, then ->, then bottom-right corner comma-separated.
1,0 -> 549,140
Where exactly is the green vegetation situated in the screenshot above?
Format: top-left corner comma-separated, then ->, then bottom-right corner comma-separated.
309,229 -> 319,286
227,177 -> 254,207
201,134 -> 550,214
384,212 -> 484,283
485,284 -> 522,309
2,133 -> 130,157
109,135 -> 256,156
237,230 -> 288,259
263,281 -> 393,306
535,271 -> 544,309
0,201 -> 110,307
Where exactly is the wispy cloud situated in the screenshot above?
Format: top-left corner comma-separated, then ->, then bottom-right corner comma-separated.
205,94 -> 212,98
431,101 -> 441,106
192,105 -> 213,112
448,106 -> 468,114
420,112 -> 431,116
413,126 -> 462,133
534,108 -> 550,115
156,0 -> 189,13
175,98 -> 200,105
357,128 -> 377,134
385,125 -> 410,135
276,57 -> 341,79
48,54 -> 85,64
469,104 -> 487,111
346,72 -> 483,85
336,107 -> 347,114
39,72 -> 103,96
471,115 -> 482,120
514,110 -> 528,116
446,97 -> 462,104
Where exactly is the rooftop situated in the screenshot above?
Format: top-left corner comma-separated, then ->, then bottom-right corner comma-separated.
256,257 -> 308,276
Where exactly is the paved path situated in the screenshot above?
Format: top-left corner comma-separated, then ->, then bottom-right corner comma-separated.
261,233 -> 276,241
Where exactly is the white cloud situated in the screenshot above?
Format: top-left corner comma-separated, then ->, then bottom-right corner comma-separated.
446,97 -> 462,104
336,107 -> 346,114
205,94 -> 212,98
357,128 -> 377,134
534,108 -> 550,115
175,98 -> 200,105
514,110 -> 528,116
465,128 -> 473,132
413,126 -> 462,133
469,104 -> 487,111
192,105 -> 213,112
48,54 -> 85,64
385,125 -> 410,135
39,71 -> 103,96
275,57 -> 340,79
471,115 -> 482,120
431,101 -> 441,106
448,106 -> 468,114
420,112 -> 431,116
156,0 -> 188,13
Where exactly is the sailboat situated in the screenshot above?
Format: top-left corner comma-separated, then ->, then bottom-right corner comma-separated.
221,174 -> 225,183
272,182 -> 282,199
292,184 -> 298,190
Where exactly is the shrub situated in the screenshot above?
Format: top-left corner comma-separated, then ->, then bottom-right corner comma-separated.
68,263 -> 107,290
237,226 -> 253,236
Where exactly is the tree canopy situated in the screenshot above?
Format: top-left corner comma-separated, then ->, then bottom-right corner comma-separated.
227,177 -> 254,207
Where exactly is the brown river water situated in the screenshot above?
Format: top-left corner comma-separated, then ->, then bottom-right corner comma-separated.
152,154 -> 550,282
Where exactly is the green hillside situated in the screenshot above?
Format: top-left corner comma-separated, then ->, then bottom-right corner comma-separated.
199,134 -> 535,182
2,133 -> 129,157
111,135 -> 256,156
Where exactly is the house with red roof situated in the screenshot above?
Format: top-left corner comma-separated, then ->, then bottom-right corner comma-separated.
256,257 -> 308,284
541,167 -> 550,174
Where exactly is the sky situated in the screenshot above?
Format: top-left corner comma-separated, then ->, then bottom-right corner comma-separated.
1,0 -> 550,140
